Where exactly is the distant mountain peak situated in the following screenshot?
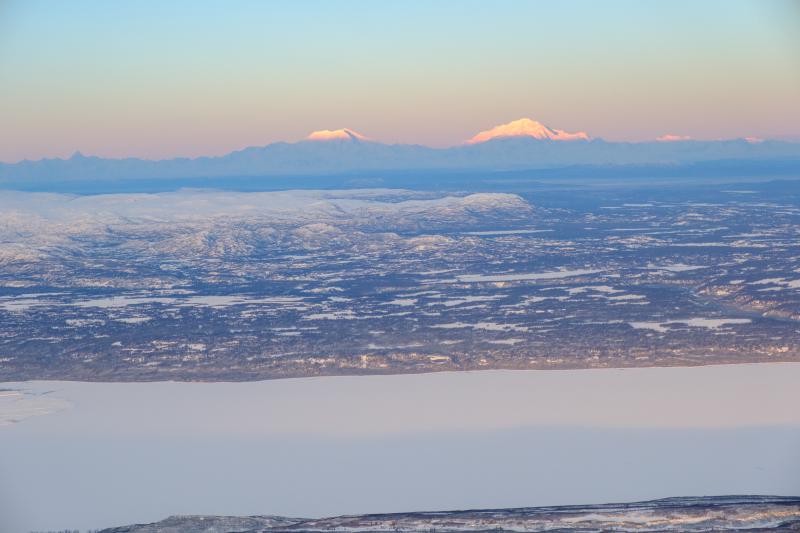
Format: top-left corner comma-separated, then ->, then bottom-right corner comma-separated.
305,128 -> 369,142
656,134 -> 693,142
467,118 -> 590,144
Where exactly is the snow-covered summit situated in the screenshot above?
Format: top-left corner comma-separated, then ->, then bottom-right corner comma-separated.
305,128 -> 369,142
656,134 -> 693,142
467,118 -> 590,144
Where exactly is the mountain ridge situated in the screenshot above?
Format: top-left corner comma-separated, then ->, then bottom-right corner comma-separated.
2,119 -> 800,185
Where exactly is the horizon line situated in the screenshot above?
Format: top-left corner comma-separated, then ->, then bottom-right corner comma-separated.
3,122 -> 797,166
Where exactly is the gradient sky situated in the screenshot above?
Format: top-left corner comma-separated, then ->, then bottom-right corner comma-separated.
1,0 -> 799,162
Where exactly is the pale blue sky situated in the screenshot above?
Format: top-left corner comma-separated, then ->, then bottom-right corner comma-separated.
1,0 -> 798,161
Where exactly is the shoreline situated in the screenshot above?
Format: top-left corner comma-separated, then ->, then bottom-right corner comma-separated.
3,355 -> 800,385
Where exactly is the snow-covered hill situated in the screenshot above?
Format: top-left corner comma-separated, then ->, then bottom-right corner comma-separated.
98,496 -> 800,532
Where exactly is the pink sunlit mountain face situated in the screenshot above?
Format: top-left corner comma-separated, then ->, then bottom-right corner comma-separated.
656,134 -> 693,142
305,128 -> 370,142
467,118 -> 591,144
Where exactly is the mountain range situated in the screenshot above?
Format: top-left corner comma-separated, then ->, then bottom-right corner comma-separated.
3,119 -> 799,187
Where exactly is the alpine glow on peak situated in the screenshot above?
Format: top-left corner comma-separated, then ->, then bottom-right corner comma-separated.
656,134 -> 693,142
467,118 -> 591,144
305,128 -> 370,142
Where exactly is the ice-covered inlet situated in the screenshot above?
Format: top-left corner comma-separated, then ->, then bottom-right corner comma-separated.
0,387 -> 71,426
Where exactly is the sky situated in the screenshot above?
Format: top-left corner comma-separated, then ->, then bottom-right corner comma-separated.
0,0 -> 799,162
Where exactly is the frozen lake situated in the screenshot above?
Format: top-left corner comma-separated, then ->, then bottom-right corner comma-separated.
2,363 -> 800,532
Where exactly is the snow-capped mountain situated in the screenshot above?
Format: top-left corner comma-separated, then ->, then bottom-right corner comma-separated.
467,118 -> 590,143
305,128 -> 370,141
